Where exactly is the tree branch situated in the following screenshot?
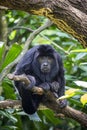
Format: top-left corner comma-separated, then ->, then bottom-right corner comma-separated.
9,26 -> 68,54
7,74 -> 44,95
0,19 -> 52,84
5,73 -> 87,127
0,100 -> 21,109
0,0 -> 87,47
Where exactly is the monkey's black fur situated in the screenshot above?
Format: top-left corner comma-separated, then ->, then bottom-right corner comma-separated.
14,45 -> 66,114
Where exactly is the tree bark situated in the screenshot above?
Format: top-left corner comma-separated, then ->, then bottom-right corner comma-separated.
5,74 -> 87,127
0,0 -> 87,47
0,98 -> 87,127
43,92 -> 87,128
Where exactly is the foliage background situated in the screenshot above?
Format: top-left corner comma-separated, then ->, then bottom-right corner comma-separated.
0,10 -> 87,130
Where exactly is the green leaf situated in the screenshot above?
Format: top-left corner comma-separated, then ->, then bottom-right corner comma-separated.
9,30 -> 17,40
79,65 -> 87,72
58,95 -> 70,100
2,78 -> 16,99
64,88 -> 80,98
70,48 -> 87,53
80,94 -> 87,105
74,81 -> 87,88
42,109 -> 60,125
3,126 -> 17,130
1,43 -> 22,71
0,110 -> 17,123
65,75 -> 76,81
0,44 -> 4,64
75,53 -> 87,60
57,31 -> 70,38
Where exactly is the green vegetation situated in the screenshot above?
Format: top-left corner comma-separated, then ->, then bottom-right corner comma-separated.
0,10 -> 87,130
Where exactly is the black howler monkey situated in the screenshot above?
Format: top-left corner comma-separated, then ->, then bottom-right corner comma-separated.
14,45 -> 67,114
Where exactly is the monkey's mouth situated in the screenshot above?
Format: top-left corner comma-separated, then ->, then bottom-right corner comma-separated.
41,67 -> 50,73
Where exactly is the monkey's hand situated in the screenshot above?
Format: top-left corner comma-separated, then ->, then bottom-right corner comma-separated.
25,75 -> 36,89
58,99 -> 67,108
49,81 -> 60,98
39,82 -> 50,92
50,81 -> 60,92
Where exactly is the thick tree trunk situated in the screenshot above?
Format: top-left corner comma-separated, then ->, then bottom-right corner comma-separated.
0,0 -> 87,47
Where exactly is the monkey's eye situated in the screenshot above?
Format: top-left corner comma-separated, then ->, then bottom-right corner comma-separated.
38,56 -> 54,64
47,57 -> 54,63
37,56 -> 45,63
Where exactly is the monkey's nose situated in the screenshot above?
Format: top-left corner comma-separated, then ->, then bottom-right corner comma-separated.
43,63 -> 48,67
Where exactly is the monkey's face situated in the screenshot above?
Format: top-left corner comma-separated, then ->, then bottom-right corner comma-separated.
37,56 -> 54,73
